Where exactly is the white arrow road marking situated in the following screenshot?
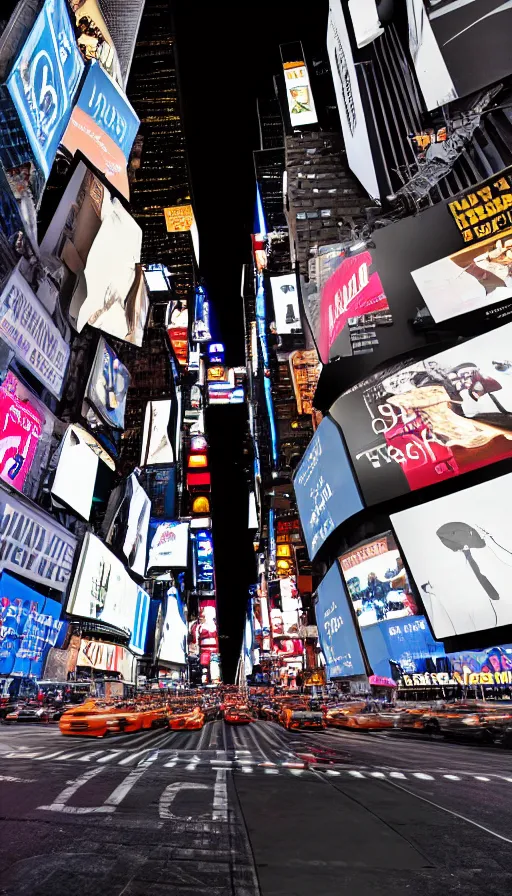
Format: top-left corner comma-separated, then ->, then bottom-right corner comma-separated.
159,781 -> 210,821
38,762 -> 151,815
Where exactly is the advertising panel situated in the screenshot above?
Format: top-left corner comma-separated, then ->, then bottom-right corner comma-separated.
0,485 -> 76,591
67,532 -> 138,632
448,167 -> 512,246
447,644 -> 512,688
130,587 -> 150,655
270,274 -> 302,335
348,0 -> 383,47
0,371 -> 43,494
6,0 -> 84,178
51,425 -> 99,520
77,639 -> 136,682
61,61 -> 140,200
158,588 -> 187,665
163,205 -> 195,232
316,562 -> 366,679
293,416 -> 363,560
147,520 -> 189,571
406,0 -> 512,112
140,400 -> 174,466
339,533 -> 418,628
193,286 -> 211,343
331,321 -> 512,506
84,337 -> 130,431
289,350 -> 322,416
0,268 -> 69,399
391,471 -> 512,639
362,615 -> 445,680
166,302 -> 189,368
195,529 -> 214,588
0,572 -> 64,677
327,0 -> 380,199
282,60 -> 317,128
102,473 -> 151,578
188,599 -> 219,670
70,0 -> 122,83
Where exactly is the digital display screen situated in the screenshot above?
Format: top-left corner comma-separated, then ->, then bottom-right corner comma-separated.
315,562 -> 366,679
362,615 -> 445,679
270,274 -> 302,335
0,572 -> 64,677
147,520 -> 189,571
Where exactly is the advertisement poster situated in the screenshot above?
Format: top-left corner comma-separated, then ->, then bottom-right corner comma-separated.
77,639 -> 136,683
6,0 -> 84,178
102,473 -> 151,578
140,400 -> 174,466
70,0 -> 122,83
0,572 -> 64,677
129,587 -> 150,655
85,337 -> 130,430
158,588 -> 187,665
193,286 -> 211,343
0,372 -> 43,494
0,268 -> 70,399
448,644 -> 512,687
293,416 -> 363,560
163,205 -> 194,232
195,529 -> 214,588
411,225 -> 512,323
327,0 -> 380,199
362,615 -> 445,680
448,167 -> 512,246
315,562 -> 366,679
51,425 -> 99,520
67,532 -> 138,632
270,274 -> 302,335
391,471 -> 512,639
407,0 -> 512,112
332,321 -> 512,505
167,302 -> 189,368
283,61 -> 318,128
0,484 -> 77,591
339,533 -> 418,628
289,350 -> 322,416
189,599 -> 219,670
147,520 -> 189,570
61,61 -> 140,200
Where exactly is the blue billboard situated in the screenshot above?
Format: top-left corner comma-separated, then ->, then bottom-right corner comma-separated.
196,529 -> 214,587
316,562 -> 366,679
362,616 -> 446,679
129,587 -> 150,655
0,572 -> 64,677
6,0 -> 84,178
294,416 -> 363,560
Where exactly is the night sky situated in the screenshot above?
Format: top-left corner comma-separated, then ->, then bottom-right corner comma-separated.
173,0 -> 329,679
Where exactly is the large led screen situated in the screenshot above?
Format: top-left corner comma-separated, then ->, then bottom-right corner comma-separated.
129,587 -> 150,655
331,321 -> 512,506
407,0 -> 512,112
339,533 -> 418,629
71,0 -> 122,83
158,588 -> 187,665
282,60 -> 317,128
61,61 -> 139,200
362,615 -> 445,680
293,416 -> 363,560
327,0 -> 380,199
195,529 -> 214,588
448,644 -> 512,687
77,639 -> 135,682
0,572 -> 64,677
6,0 -> 84,178
85,337 -> 130,431
67,532 -> 138,632
315,562 -> 366,679
51,425 -> 99,520
147,520 -> 189,571
270,274 -> 302,335
102,473 -> 151,578
391,472 -> 512,639
0,371 -> 43,494
140,400 -> 174,466
448,167 -> 512,247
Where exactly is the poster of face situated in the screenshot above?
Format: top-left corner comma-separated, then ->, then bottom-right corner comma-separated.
332,321 -> 512,504
67,532 -> 138,632
85,337 -> 131,430
147,520 -> 189,571
339,533 -> 418,628
0,572 -> 64,677
391,471 -> 512,639
406,0 -> 512,112
0,372 -> 43,494
411,225 -> 512,323
69,0 -> 123,83
315,562 -> 366,679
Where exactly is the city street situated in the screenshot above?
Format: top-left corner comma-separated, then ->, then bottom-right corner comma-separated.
1,720 -> 512,895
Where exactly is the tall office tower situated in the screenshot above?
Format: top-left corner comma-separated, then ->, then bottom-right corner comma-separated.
98,0 -> 147,84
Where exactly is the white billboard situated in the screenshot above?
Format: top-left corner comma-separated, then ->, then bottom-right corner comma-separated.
147,520 -> 189,571
51,425 -> 99,520
141,400 -> 174,466
327,0 -> 380,200
67,532 -> 138,632
348,0 -> 383,48
270,274 -> 302,335
283,61 -> 318,128
158,588 -> 187,665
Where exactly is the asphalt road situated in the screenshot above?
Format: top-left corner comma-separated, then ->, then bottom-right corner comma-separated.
1,720 -> 512,895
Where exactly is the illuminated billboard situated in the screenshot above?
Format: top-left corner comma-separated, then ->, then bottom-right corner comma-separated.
147,520 -> 189,571
51,425 -> 101,521
362,615 -> 445,680
140,400 -> 174,466
289,350 -> 321,416
61,61 -> 139,200
0,267 -> 69,399
447,168 -> 512,247
158,588 -> 187,665
102,473 -> 151,578
316,562 -> 366,679
164,205 -> 195,232
195,529 -> 214,588
391,471 -> 512,639
270,274 -> 302,335
84,337 -> 130,431
6,0 -> 84,178
282,54 -> 317,128
0,371 -> 43,495
77,639 -> 136,682
67,532 -> 138,632
71,0 -> 122,83
0,572 -> 64,677
166,302 -> 189,368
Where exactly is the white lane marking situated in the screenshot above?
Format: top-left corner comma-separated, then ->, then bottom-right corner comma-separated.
289,769 -> 304,776
0,774 -> 36,783
76,751 -> 104,762
474,776 -> 490,782
382,777 -> 512,846
348,771 -> 365,778
96,765 -> 149,813
164,759 -> 179,768
55,751 -> 85,761
4,752 -> 41,759
241,766 -> 253,773
38,766 -> 104,813
159,782 -> 210,820
213,769 -> 228,822
97,751 -> 125,763
370,772 -> 386,778
264,768 -> 279,775
326,770 -> 341,776
389,772 -> 407,779
413,773 -> 434,780
34,752 -> 65,761
119,749 -> 151,766
443,775 -> 461,781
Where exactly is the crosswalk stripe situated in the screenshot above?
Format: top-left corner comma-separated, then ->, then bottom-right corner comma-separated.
97,751 -> 125,763
77,751 -> 105,762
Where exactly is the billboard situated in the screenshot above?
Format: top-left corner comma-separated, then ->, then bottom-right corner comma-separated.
158,588 -> 187,665
339,533 -> 418,629
316,562 -> 366,679
406,0 -> 512,112
362,615 -> 445,680
5,0 -> 84,178
189,599 -> 219,671
140,400 -> 174,466
270,274 -> 302,335
195,529 -> 214,588
293,416 -> 363,560
331,321 -> 512,506
289,350 -> 322,416
167,302 -> 189,368
448,167 -> 512,247
193,286 -> 211,343
84,337 -> 130,431
448,644 -> 512,688
130,587 -> 150,655
102,473 -> 151,578
0,572 -> 64,677
0,484 -> 76,592
391,471 -> 512,639
0,371 -> 43,495
163,205 -> 194,232
77,639 -> 136,682
0,267 -> 69,399
67,532 -> 138,632
51,425 -> 100,520
61,61 -> 139,200
147,520 -> 189,571
327,0 -> 380,199
282,59 -> 317,128
70,0 -> 122,83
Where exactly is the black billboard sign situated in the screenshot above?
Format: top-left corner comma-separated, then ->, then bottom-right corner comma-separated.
448,167 -> 512,246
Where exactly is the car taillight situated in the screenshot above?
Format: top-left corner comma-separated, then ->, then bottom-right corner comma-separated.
462,715 -> 480,726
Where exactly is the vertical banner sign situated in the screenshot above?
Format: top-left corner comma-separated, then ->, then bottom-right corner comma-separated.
448,167 -> 512,245
6,0 -> 84,178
